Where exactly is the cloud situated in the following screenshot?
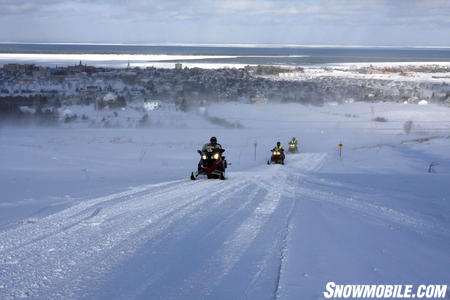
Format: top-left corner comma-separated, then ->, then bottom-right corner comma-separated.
0,0 -> 449,45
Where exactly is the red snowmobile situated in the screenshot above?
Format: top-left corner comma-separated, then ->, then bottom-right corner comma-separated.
191,148 -> 227,180
268,149 -> 285,165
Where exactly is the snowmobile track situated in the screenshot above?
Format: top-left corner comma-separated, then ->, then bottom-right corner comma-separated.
0,153 -> 328,300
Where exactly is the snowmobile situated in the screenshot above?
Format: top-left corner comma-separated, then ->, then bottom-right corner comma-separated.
191,148 -> 227,180
288,142 -> 299,153
267,149 -> 285,165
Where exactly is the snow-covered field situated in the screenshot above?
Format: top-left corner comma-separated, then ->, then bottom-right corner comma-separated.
0,102 -> 449,299
279,62 -> 450,84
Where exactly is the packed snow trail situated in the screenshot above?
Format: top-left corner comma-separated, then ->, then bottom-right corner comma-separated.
2,150 -> 448,299
0,153 -> 325,299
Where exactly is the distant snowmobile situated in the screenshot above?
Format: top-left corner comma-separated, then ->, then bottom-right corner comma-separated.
191,148 -> 227,180
288,142 -> 299,153
288,137 -> 299,153
267,149 -> 285,165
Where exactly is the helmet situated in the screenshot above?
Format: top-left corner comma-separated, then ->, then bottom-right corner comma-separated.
210,136 -> 217,144
277,141 -> 281,146
292,137 -> 296,140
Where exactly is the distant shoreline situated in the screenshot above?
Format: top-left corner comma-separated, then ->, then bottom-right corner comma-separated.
1,44 -> 450,70
0,52 -> 449,71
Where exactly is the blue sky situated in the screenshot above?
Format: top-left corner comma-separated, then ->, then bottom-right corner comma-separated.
0,0 -> 449,46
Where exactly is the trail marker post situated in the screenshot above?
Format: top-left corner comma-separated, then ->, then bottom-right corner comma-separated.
95,98 -> 99,125
339,143 -> 343,158
254,141 -> 258,161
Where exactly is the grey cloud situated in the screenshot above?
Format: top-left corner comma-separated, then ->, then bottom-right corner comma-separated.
0,0 -> 449,45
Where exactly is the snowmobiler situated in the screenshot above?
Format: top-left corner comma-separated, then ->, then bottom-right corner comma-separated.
191,137 -> 227,180
201,136 -> 222,153
268,142 -> 285,165
288,137 -> 299,153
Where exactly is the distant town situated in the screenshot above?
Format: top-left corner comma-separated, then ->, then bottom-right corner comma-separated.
0,62 -> 449,125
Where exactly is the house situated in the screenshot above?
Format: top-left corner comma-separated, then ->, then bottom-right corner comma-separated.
250,93 -> 268,104
103,92 -> 117,102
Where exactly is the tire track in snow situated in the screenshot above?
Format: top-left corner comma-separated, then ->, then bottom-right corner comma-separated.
287,153 -> 446,235
0,178 -> 251,299
173,170 -> 294,298
0,180 -> 206,298
116,181 -> 262,300
271,153 -> 326,299
201,183 -> 264,241
165,153 -> 326,299
0,179 -> 186,253
294,181 -> 450,236
60,179 -> 251,299
285,153 -> 446,235
273,191 -> 297,300
0,152 -> 330,300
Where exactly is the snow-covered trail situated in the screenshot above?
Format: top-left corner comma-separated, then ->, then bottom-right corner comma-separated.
2,147 -> 449,299
0,153 -> 325,299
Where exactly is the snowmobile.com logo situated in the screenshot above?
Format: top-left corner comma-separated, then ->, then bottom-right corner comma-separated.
323,282 -> 447,298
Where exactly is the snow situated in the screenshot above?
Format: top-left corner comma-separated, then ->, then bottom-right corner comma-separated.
280,64 -> 450,84
62,109 -> 73,116
143,101 -> 160,111
0,102 -> 449,299
103,92 -> 117,102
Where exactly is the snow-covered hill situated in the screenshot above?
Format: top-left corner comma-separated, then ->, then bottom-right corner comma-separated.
0,102 -> 449,299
